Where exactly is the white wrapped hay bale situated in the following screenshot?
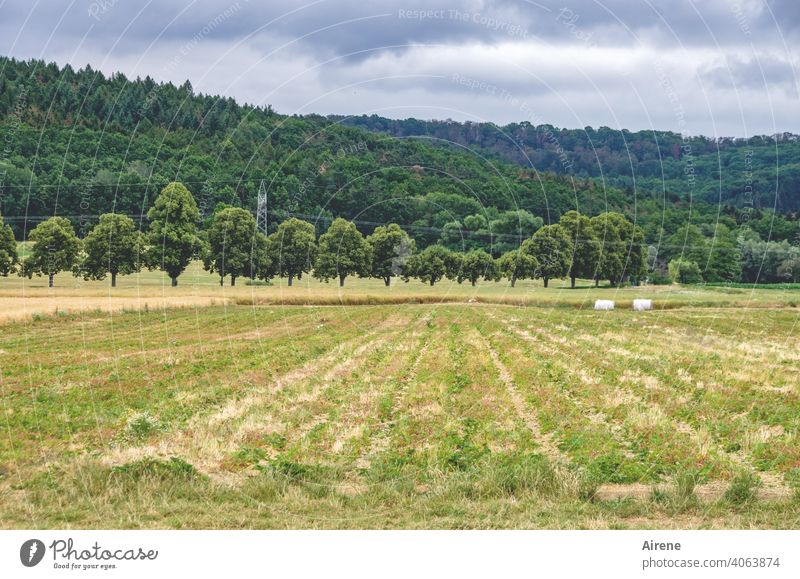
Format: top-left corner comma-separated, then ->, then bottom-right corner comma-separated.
633,299 -> 652,311
594,300 -> 615,311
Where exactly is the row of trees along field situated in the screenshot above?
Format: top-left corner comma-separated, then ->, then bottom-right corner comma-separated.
1,181 -> 798,288
0,181 -> 653,288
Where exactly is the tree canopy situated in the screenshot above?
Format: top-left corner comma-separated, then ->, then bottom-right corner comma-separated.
527,224 -> 573,287
267,217 -> 317,286
366,223 -> 415,286
20,216 -> 81,287
146,182 -> 202,286
497,249 -> 539,287
314,218 -> 371,286
457,249 -> 497,286
79,213 -> 142,286
203,206 -> 265,286
0,215 -> 18,276
404,245 -> 458,286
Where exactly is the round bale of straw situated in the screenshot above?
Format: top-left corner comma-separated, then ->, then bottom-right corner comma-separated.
594,299 -> 615,311
633,299 -> 652,311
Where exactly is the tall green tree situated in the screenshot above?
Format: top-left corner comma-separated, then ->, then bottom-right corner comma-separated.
664,224 -> 709,269
490,209 -> 543,255
705,225 -> 741,282
0,215 -> 18,276
527,224 -> 573,287
247,232 -> 273,282
622,218 -> 649,285
777,246 -> 800,282
314,218 -> 371,286
496,249 -> 539,287
739,237 -> 794,283
403,245 -> 456,286
79,213 -> 142,287
668,258 -> 703,284
591,212 -> 647,286
366,223 -> 415,286
145,182 -> 202,287
457,249 -> 497,286
21,216 -> 81,287
203,207 -> 264,286
591,212 -> 624,287
559,210 -> 600,288
267,217 -> 317,286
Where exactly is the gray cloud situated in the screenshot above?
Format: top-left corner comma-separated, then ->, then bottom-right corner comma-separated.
1,0 -> 798,135
701,53 -> 798,96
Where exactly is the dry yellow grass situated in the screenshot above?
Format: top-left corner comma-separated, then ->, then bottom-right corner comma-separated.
3,259 -> 798,323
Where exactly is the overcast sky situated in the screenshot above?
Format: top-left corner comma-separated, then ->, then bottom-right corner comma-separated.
1,0 -> 798,136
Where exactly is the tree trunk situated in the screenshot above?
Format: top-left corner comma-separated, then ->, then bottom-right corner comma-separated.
288,274 -> 293,287
171,276 -> 178,287
231,275 -> 236,287
111,272 -> 117,288
339,274 -> 345,287
430,278 -> 435,286
511,276 -> 516,288
220,276 -> 224,286
571,276 -> 576,288
595,277 -> 600,288
384,277 -> 391,287
543,277 -> 549,288
49,273 -> 54,288
471,280 -> 476,286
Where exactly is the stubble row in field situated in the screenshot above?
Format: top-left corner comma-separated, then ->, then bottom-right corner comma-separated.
0,302 -> 798,528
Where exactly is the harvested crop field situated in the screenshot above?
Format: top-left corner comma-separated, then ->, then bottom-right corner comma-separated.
0,303 -> 798,528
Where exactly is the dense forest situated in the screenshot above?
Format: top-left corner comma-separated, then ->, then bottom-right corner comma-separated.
0,56 -> 798,283
334,114 -> 800,213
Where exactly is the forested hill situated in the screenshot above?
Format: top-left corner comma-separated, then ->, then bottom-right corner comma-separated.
332,115 -> 800,214
0,56 -> 796,250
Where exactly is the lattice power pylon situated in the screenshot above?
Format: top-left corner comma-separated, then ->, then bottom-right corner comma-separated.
256,180 -> 268,233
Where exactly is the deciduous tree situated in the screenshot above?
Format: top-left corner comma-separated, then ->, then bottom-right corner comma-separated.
527,224 -> 573,288
668,258 -> 703,284
204,207 -> 264,286
457,249 -> 497,286
403,245 -> 457,286
366,223 -> 415,286
145,182 -> 202,287
559,210 -> 600,288
0,215 -> 18,276
21,216 -> 81,287
314,218 -> 371,286
79,213 -> 142,287
497,249 -> 538,287
267,218 -> 317,286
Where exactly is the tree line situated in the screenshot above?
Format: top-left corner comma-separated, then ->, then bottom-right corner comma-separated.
0,181 -> 643,288
1,181 -> 797,288
2,55 -> 797,268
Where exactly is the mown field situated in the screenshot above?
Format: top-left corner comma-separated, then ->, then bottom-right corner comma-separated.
0,293 -> 798,529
